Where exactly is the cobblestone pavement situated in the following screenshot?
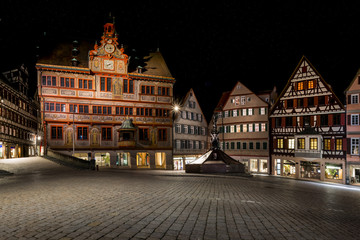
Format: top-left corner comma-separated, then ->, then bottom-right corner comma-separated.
1,157 -> 360,240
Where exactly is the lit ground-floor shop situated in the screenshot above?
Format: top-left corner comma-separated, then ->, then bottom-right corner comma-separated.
272,155 -> 345,184
0,142 -> 36,159
230,156 -> 269,174
348,162 -> 360,185
56,149 -> 173,170
173,154 -> 204,170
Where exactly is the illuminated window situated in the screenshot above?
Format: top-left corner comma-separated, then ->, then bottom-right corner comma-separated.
277,138 -> 284,149
336,139 -> 342,151
310,138 -> 318,150
297,81 -> 304,90
324,139 -> 331,150
288,139 -> 295,149
308,80 -> 314,89
137,152 -> 150,167
298,138 -> 305,149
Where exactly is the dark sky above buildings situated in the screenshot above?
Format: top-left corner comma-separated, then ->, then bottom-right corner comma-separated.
1,1 -> 360,121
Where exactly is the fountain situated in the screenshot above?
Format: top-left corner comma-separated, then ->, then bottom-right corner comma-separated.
185,114 -> 245,173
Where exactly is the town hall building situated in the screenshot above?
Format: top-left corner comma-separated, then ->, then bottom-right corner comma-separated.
36,21 -> 176,169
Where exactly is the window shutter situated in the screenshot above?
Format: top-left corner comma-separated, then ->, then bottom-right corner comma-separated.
347,138 -> 350,153
259,108 -> 261,115
240,124 -> 243,132
348,95 -> 352,104
265,123 -> 267,131
348,115 -> 351,125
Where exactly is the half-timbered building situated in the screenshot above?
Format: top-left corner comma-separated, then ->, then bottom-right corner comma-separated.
270,56 -> 346,184
36,21 -> 175,169
345,69 -> 360,184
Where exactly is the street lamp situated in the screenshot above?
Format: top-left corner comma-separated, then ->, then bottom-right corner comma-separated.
172,103 -> 180,169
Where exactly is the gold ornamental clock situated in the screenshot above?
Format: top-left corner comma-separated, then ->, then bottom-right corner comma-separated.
104,44 -> 115,53
104,60 -> 114,70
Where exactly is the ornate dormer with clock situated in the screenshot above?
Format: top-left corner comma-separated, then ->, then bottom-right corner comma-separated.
89,22 -> 128,74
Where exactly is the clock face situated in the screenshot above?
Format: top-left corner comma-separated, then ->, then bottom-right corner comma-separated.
104,44 -> 115,53
104,60 -> 114,70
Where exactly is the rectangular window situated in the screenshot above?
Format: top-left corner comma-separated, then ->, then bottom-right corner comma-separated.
242,109 -> 247,116
297,81 -> 304,90
351,114 -> 359,125
139,128 -> 149,141
249,142 -> 254,149
324,138 -> 331,150
277,139 -> 283,149
101,127 -> 112,140
243,142 -> 247,149
256,142 -> 260,149
261,123 -> 267,132
248,108 -> 253,116
158,129 -> 167,141
100,77 -> 112,92
88,80 -> 93,89
351,138 -> 359,155
308,80 -> 314,89
310,138 -> 318,150
298,138 -> 305,149
263,142 -> 267,150
77,127 -> 88,140
51,126 -> 62,139
335,138 -> 342,151
79,79 -> 83,88
288,139 -> 295,149
42,76 -> 56,86
351,94 -> 359,104
158,86 -> 170,96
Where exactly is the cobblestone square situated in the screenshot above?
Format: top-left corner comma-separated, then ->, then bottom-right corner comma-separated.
1,157 -> 360,239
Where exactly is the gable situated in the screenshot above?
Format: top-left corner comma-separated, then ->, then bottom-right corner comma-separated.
270,56 -> 345,117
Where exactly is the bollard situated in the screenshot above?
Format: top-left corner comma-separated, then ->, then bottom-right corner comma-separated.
96,165 -> 99,171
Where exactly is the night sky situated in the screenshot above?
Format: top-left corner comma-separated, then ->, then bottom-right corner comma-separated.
1,1 -> 360,121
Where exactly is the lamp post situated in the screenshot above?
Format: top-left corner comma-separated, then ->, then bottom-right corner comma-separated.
172,104 -> 180,170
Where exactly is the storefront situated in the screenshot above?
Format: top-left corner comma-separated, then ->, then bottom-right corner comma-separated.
283,160 -> 296,177
116,152 -> 130,167
325,163 -> 343,180
137,152 -> 150,168
95,152 -> 110,166
249,158 -> 268,173
300,161 -> 320,179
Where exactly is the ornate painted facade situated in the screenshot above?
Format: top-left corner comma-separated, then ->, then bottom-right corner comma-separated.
345,69 -> 360,184
173,89 -> 208,170
211,82 -> 276,173
270,56 -> 346,183
36,21 -> 175,169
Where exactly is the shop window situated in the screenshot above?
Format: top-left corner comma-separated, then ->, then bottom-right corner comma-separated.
155,152 -> 166,168
117,152 -> 130,166
276,159 -> 281,175
250,159 -> 258,172
137,152 -> 150,167
300,161 -> 320,179
95,152 -> 110,167
325,164 -> 343,180
259,159 -> 268,173
283,160 -> 296,176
